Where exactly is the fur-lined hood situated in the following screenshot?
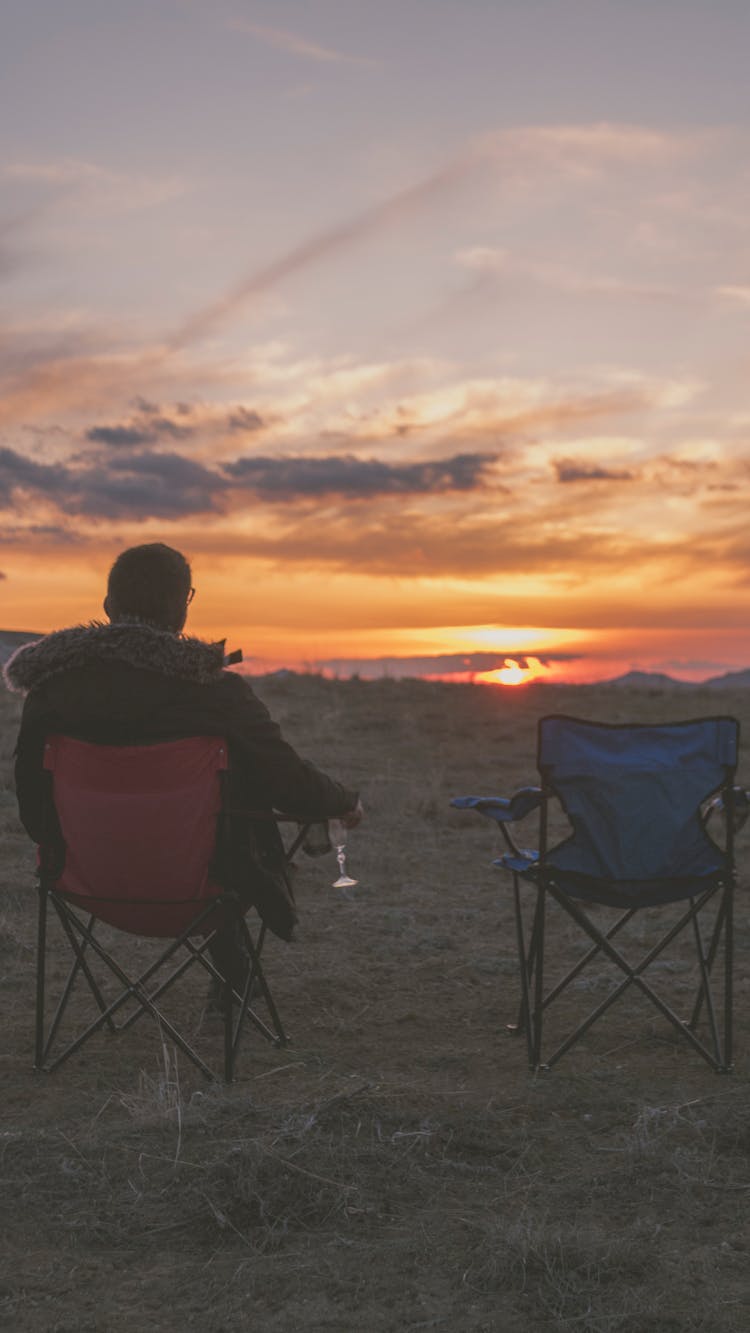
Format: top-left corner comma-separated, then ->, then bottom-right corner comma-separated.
3,620 -> 226,694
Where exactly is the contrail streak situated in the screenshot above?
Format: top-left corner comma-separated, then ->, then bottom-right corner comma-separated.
168,153 -> 475,349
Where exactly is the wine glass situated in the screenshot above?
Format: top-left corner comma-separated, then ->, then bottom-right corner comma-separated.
329,819 -> 358,888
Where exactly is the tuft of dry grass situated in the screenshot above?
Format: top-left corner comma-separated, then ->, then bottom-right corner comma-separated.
3,1080 -> 750,1329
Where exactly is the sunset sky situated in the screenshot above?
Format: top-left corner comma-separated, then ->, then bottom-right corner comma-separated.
2,0 -> 750,683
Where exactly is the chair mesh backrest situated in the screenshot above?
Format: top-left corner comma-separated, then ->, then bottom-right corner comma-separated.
43,735 -> 229,936
538,716 -> 738,884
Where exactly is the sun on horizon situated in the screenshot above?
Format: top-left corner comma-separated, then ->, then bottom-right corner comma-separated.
477,658 -> 542,687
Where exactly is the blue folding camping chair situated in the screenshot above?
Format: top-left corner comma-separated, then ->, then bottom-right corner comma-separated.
452,715 -> 744,1072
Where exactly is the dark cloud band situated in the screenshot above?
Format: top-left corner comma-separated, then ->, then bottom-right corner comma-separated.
86,411 -> 192,448
223,452 -> 493,497
86,425 -> 157,447
0,446 -> 225,519
0,446 -> 69,503
1,444 -> 495,522
555,459 -> 634,483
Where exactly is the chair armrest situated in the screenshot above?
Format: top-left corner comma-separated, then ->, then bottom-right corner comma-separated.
451,789 -> 543,865
450,788 -> 543,824
225,808 -> 310,821
702,787 -> 750,833
225,809 -> 338,859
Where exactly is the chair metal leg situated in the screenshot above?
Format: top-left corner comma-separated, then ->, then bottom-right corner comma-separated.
543,886 -> 728,1071
724,880 -> 734,1070
509,877 -> 548,1068
224,973 -> 234,1083
685,886 -> 734,1071
183,925 -> 287,1048
35,886 -> 48,1070
240,919 -> 288,1047
688,905 -> 721,1065
50,904 -> 115,1022
539,909 -> 635,1012
510,892 -> 637,1068
43,904 -> 215,1079
39,901 -> 117,1067
531,886 -> 545,1068
688,894 -> 726,1031
45,913 -> 119,1063
119,942 -> 212,1032
511,873 -> 535,1066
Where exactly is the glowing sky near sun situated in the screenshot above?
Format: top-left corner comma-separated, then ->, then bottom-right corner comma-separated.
2,0 -> 750,683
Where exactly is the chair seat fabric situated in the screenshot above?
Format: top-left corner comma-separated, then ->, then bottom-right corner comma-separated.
495,852 -> 725,908
43,734 -> 229,937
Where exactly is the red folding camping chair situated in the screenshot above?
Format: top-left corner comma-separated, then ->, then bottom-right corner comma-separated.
34,734 -> 312,1082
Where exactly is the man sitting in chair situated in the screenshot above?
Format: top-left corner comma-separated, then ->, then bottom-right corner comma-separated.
5,543 -> 362,997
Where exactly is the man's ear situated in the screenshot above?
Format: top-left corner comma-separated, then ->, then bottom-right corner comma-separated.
103,595 -> 111,620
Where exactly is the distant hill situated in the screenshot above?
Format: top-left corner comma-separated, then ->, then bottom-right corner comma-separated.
599,667 -> 750,690
0,630 -> 40,665
599,670 -> 689,689
704,667 -> 750,689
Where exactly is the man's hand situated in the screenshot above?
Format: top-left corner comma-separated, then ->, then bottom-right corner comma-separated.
338,798 -> 364,829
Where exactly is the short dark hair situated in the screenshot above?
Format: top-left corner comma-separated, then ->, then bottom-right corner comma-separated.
107,543 -> 192,631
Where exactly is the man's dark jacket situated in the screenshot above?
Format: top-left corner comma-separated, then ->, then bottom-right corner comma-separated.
4,621 -> 358,941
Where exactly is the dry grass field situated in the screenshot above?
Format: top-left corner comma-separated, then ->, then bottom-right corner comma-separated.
2,674 -> 750,1332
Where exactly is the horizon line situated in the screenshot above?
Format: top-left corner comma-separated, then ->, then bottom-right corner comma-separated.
0,628 -> 746,688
